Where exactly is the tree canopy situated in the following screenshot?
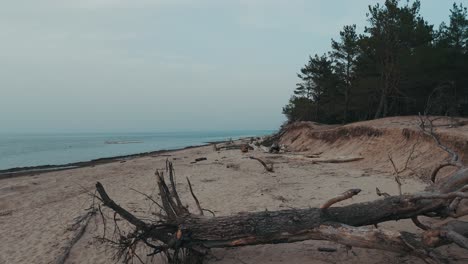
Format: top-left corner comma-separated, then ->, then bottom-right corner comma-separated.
283,0 -> 468,124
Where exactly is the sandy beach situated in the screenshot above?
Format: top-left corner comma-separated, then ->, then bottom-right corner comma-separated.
1,116 -> 468,264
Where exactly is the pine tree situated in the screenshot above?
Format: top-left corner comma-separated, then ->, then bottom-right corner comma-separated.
331,25 -> 359,123
283,1 -> 468,123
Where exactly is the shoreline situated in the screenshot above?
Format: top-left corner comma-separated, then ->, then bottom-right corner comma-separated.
0,143 -> 212,180
0,131 -> 272,180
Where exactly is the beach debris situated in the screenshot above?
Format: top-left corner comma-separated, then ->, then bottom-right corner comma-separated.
240,144 -> 249,153
305,152 -> 323,158
191,157 -> 207,164
320,188 -> 361,209
249,156 -> 274,172
317,247 -> 337,252
0,210 -> 13,217
375,187 -> 390,197
226,163 -> 240,170
259,145 -> 270,153
214,140 -> 254,152
54,207 -> 97,264
311,157 -> 364,164
269,143 -> 280,153
186,177 -> 203,216
286,154 -> 364,163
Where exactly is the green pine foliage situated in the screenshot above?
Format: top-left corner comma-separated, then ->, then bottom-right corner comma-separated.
283,0 -> 468,124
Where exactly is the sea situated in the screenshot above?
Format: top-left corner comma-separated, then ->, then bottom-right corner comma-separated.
0,130 -> 274,171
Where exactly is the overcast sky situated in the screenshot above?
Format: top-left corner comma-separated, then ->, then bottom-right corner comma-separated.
0,0 -> 458,133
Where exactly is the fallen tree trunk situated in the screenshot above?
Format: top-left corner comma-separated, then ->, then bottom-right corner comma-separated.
96,181 -> 458,242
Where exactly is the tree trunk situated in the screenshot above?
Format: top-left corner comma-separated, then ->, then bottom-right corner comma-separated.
343,86 -> 350,124
180,195 -> 441,246
374,90 -> 386,119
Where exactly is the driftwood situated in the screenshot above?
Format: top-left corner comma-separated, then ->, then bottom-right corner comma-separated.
190,157 -> 207,164
320,188 -> 361,209
54,208 -> 97,264
418,114 -> 464,183
311,157 -> 364,164
94,117 -> 468,264
292,154 -> 363,163
214,144 -> 253,152
249,156 -> 274,172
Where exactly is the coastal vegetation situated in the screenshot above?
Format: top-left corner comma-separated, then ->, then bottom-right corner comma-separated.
283,0 -> 468,124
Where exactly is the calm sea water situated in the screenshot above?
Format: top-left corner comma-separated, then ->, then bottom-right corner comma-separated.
0,130 -> 273,170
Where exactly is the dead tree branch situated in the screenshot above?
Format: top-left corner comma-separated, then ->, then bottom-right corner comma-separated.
321,189 -> 361,209
166,160 -> 184,209
96,182 -> 148,230
186,177 -> 204,216
312,157 -> 364,163
411,216 -> 430,231
249,156 -> 274,172
418,114 -> 464,183
376,187 -> 390,197
431,163 -> 459,183
388,154 -> 403,195
54,208 -> 97,264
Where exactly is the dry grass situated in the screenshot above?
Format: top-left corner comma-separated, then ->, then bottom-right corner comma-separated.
309,126 -> 383,143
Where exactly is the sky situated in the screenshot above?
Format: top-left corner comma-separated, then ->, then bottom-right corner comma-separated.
0,0 -> 461,133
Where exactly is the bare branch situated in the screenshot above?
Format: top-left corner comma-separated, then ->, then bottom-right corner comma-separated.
54,208 -> 97,264
321,189 -> 361,209
166,160 -> 184,208
417,114 -> 464,184
96,182 -> 148,230
186,177 -> 204,216
249,156 -> 274,172
403,142 -> 418,171
412,216 -> 430,231
394,176 -> 402,196
376,187 -> 390,197
129,187 -> 164,212
156,171 -> 178,220
431,163 -> 461,183
388,154 -> 402,195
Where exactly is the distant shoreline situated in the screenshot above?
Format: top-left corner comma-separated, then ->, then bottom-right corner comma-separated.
0,143 -> 212,180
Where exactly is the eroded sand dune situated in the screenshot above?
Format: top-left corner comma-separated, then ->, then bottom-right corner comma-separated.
1,116 -> 468,264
